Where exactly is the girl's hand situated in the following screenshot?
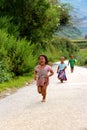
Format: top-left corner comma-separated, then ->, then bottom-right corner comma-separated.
46,76 -> 49,82
47,75 -> 49,79
34,76 -> 36,80
34,70 -> 37,80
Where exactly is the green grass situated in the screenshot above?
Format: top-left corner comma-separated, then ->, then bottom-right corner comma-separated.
0,73 -> 33,93
79,48 -> 87,57
78,48 -> 87,66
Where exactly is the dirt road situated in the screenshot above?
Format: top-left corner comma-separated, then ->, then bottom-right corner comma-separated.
0,62 -> 87,130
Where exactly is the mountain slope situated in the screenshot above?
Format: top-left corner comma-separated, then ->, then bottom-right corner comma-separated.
55,25 -> 82,39
60,0 -> 87,37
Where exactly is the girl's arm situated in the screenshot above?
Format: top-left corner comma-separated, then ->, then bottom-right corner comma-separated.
57,66 -> 59,73
68,61 -> 69,65
48,69 -> 54,77
34,70 -> 37,80
64,66 -> 67,70
64,65 -> 67,71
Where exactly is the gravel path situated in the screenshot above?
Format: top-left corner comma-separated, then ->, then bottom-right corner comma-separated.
0,62 -> 87,130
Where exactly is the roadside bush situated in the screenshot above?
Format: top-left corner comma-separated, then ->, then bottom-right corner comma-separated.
78,49 -> 87,66
8,39 -> 36,75
84,59 -> 87,65
45,43 -> 62,62
0,61 -> 12,83
52,37 -> 79,58
72,40 -> 87,49
0,29 -> 36,77
78,58 -> 87,66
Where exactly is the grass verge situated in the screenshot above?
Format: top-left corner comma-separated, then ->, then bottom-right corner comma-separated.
0,72 -> 33,93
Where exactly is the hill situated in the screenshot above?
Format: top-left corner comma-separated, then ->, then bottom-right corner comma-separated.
55,25 -> 82,39
60,0 -> 87,37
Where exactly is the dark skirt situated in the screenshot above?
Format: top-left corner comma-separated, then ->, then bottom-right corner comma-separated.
58,70 -> 67,81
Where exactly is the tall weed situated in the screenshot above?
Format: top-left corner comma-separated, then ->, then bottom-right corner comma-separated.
0,16 -> 19,37
0,29 -> 36,79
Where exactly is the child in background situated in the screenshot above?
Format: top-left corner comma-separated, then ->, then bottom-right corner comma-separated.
57,57 -> 67,83
34,54 -> 54,102
68,55 -> 75,73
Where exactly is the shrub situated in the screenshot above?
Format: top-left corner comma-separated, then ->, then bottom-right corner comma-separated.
52,37 -> 79,58
84,59 -> 87,65
0,16 -> 19,37
0,29 -> 36,77
0,61 -> 12,83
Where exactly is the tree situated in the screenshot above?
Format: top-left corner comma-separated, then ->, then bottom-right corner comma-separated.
0,0 -> 70,45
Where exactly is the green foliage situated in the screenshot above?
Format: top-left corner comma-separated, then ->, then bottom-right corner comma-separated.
78,49 -> 87,66
0,61 -> 12,83
45,43 -> 62,62
18,0 -> 60,44
0,0 -> 70,46
76,42 -> 87,49
0,16 -> 19,37
72,40 -> 87,49
52,37 -> 79,58
58,3 -> 71,26
84,59 -> 87,65
0,29 -> 36,77
0,0 -> 73,86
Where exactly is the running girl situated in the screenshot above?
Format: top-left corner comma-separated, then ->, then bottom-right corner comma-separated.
57,57 -> 67,83
34,54 -> 54,102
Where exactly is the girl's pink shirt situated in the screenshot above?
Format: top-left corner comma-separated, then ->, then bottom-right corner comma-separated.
35,65 -> 52,86
35,65 -> 52,76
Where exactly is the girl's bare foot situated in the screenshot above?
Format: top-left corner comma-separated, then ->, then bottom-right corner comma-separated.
61,79 -> 63,83
41,99 -> 46,102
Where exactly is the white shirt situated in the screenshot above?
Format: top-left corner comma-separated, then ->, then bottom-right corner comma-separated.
58,63 -> 67,70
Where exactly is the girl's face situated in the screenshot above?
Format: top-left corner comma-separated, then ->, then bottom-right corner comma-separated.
71,55 -> 74,59
39,56 -> 46,65
60,57 -> 64,63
